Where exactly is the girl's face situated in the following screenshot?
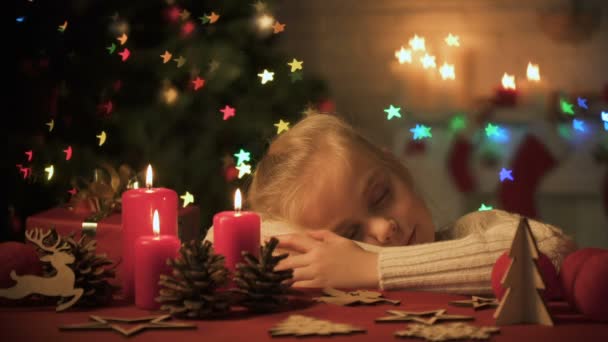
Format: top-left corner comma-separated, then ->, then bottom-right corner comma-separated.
295,150 -> 436,247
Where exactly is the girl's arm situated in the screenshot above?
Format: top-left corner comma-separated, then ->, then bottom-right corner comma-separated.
374,210 -> 576,295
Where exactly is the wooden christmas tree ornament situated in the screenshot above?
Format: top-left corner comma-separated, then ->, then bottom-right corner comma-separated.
313,287 -> 400,306
0,229 -> 83,311
493,217 -> 554,326
269,314 -> 365,337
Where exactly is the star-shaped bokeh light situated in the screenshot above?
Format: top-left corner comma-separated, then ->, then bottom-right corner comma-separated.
478,203 -> 493,211
577,97 -> 588,110
572,119 -> 585,132
395,47 -> 412,64
445,33 -> 460,47
439,62 -> 455,80
287,58 -> 303,72
410,124 -> 432,140
420,54 -> 436,69
258,69 -> 274,84
236,164 -> 252,178
180,192 -> 194,207
220,105 -> 235,120
409,35 -> 425,51
45,165 -> 55,180
233,149 -> 251,166
274,119 -> 290,134
501,73 -> 516,90
499,168 -> 514,182
560,98 -> 575,115
384,105 -> 401,120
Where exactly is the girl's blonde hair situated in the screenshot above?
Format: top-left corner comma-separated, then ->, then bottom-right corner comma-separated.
248,114 -> 413,222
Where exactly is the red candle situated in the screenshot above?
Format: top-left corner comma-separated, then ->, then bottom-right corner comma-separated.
213,189 -> 261,272
135,210 -> 180,310
122,165 -> 178,299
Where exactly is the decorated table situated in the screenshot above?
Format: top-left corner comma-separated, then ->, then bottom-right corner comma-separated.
2,289 -> 606,342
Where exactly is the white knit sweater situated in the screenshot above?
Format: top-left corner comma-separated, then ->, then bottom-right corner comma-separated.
204,210 -> 577,296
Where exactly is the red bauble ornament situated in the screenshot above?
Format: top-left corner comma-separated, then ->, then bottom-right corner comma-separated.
491,250 -> 562,301
224,165 -> 239,182
560,248 -> 608,320
573,252 -> 608,321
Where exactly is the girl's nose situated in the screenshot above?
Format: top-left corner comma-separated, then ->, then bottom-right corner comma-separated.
368,217 -> 398,244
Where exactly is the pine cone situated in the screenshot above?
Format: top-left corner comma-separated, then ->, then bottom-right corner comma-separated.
233,237 -> 293,312
41,229 -> 119,307
157,240 -> 230,319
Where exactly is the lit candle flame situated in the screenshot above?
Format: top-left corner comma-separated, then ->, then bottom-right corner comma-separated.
501,73 -> 516,90
146,164 -> 153,188
527,62 -> 540,82
234,188 -> 242,212
153,210 -> 160,237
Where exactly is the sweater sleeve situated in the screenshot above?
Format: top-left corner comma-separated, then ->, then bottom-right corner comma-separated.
377,210 -> 577,295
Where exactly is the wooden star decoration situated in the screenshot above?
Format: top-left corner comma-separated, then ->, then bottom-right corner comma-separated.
449,296 -> 499,310
395,322 -> 499,341
313,287 -> 400,306
376,309 -> 473,325
269,315 -> 365,337
59,314 -> 196,337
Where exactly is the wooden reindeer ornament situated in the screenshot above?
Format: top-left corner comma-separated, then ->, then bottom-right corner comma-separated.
0,229 -> 83,311
493,218 -> 553,326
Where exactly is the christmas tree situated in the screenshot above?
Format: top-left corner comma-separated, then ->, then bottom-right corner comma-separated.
493,218 -> 553,326
9,0 -> 328,240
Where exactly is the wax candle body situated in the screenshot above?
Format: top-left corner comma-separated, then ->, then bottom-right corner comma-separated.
493,87 -> 518,107
134,235 -> 180,310
213,211 -> 261,272
122,188 -> 178,299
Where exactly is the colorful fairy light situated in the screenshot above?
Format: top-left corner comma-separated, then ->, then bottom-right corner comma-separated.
445,33 -> 460,47
478,203 -> 493,211
180,191 -> 194,207
233,149 -> 251,166
63,146 -> 73,161
410,124 -> 432,140
420,54 -> 436,69
499,168 -> 514,182
160,51 -> 172,64
257,69 -> 274,84
236,163 -> 252,178
501,73 -> 516,90
577,97 -> 588,110
96,131 -> 107,146
560,98 -> 575,115
526,62 -> 540,82
409,35 -> 425,51
395,47 -> 412,64
220,105 -> 235,120
274,120 -> 290,134
439,62 -> 455,80
287,58 -> 303,72
44,165 -> 55,180
384,105 -> 401,120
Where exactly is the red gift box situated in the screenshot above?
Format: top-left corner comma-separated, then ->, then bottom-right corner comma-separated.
25,206 -> 200,294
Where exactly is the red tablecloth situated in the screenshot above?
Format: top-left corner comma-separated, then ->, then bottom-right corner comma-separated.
1,290 -> 606,341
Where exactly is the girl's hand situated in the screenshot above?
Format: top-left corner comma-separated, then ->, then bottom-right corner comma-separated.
273,230 -> 379,288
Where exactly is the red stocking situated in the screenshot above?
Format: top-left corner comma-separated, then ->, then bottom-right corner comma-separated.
446,134 -> 476,193
498,135 -> 557,218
